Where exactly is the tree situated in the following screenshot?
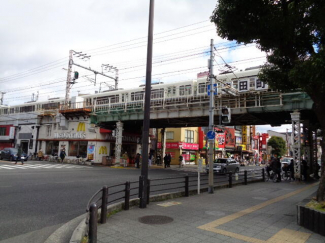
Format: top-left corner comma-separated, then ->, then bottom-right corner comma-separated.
267,136 -> 286,157
211,0 -> 325,201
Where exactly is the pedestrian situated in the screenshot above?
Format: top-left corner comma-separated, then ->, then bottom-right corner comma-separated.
60,149 -> 66,163
314,162 -> 320,179
289,159 -> 295,180
302,159 -> 308,181
156,154 -> 161,165
178,154 -> 183,168
275,157 -> 282,182
148,153 -> 152,166
167,153 -> 172,167
37,149 -> 44,161
15,146 -> 23,165
164,154 -> 169,168
135,153 -> 141,168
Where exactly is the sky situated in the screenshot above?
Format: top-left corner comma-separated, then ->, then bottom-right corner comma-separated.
0,0 -> 290,133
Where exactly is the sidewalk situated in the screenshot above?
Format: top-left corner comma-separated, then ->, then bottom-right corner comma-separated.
96,181 -> 324,243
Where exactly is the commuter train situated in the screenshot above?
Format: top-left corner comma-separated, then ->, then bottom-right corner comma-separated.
0,67 -> 268,116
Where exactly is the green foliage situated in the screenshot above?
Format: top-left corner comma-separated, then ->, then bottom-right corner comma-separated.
267,136 -> 286,157
211,0 -> 325,96
306,200 -> 325,212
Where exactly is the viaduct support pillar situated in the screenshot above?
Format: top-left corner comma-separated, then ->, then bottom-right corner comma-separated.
115,121 -> 123,166
291,111 -> 301,180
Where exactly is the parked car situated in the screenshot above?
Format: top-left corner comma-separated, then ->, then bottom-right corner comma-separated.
0,148 -> 28,161
206,158 -> 240,174
0,150 -> 3,160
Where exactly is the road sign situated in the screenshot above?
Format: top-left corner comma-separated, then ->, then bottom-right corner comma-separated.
207,84 -> 217,96
206,131 -> 215,140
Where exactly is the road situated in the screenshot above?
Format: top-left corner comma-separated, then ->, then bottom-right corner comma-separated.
0,160 -> 261,242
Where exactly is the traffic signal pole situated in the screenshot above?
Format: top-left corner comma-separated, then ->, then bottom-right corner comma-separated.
208,39 -> 215,194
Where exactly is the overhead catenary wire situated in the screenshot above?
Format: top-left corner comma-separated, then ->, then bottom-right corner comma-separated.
3,55 -> 267,101
0,20 -> 211,83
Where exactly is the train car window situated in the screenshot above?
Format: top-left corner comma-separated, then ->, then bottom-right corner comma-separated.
122,94 -> 128,102
167,87 -> 176,96
10,108 -> 14,114
15,107 -> 19,113
151,88 -> 164,99
97,97 -> 109,104
239,81 -> 248,91
2,108 -> 8,114
198,83 -> 207,93
179,85 -> 192,96
109,95 -> 119,103
233,81 -> 238,89
131,91 -> 144,101
20,105 -> 35,113
43,102 -> 60,110
249,78 -> 255,88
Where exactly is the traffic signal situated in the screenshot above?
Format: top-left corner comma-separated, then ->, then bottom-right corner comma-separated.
74,71 -> 79,80
221,107 -> 231,124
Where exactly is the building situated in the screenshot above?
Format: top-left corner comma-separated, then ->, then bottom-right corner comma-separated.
157,127 -> 199,165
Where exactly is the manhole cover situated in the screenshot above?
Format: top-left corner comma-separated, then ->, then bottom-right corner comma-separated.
139,215 -> 174,225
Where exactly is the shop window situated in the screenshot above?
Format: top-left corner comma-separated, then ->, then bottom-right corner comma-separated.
185,130 -> 194,143
166,131 -> 174,140
0,127 -> 6,136
69,141 -> 88,158
47,126 -> 52,137
46,141 -> 59,155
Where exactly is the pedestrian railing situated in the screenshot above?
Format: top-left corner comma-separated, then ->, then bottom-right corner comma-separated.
85,168 -> 265,243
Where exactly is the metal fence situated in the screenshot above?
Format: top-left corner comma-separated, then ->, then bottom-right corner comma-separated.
86,168 -> 265,243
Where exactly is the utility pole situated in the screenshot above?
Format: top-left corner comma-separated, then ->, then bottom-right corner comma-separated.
0,92 -> 6,105
208,39 -> 215,194
65,50 -> 74,109
64,51 -> 118,108
140,0 -> 154,209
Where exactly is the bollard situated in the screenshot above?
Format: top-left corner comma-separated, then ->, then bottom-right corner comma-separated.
124,181 -> 130,210
89,203 -> 98,243
100,186 -> 108,224
185,175 -> 189,197
262,168 -> 265,181
244,170 -> 248,185
229,172 -> 232,188
147,179 -> 150,204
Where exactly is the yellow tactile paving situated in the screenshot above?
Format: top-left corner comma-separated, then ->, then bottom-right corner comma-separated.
198,182 -> 319,243
266,229 -> 311,243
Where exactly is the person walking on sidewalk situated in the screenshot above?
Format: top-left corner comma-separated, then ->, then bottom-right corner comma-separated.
60,149 -> 66,163
164,154 -> 169,168
135,153 -> 141,168
37,149 -> 44,161
179,155 -> 184,168
15,146 -> 23,165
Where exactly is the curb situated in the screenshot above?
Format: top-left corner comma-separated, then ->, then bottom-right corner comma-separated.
70,177 -> 263,243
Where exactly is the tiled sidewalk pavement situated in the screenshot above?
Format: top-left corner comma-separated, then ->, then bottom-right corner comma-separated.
97,181 -> 324,243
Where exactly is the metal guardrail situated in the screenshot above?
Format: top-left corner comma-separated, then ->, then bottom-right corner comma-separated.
86,168 -> 265,243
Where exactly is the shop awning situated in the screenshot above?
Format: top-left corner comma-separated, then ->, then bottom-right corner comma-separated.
100,128 -> 112,133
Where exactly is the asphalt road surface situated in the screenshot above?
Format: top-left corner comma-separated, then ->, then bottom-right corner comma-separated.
0,160 -> 261,243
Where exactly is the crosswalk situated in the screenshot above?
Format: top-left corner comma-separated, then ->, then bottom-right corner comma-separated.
0,163 -> 91,170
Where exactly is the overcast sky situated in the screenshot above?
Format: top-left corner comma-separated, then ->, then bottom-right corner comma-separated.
0,0 -> 290,133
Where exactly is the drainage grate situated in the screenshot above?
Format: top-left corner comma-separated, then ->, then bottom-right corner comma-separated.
139,215 -> 174,225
